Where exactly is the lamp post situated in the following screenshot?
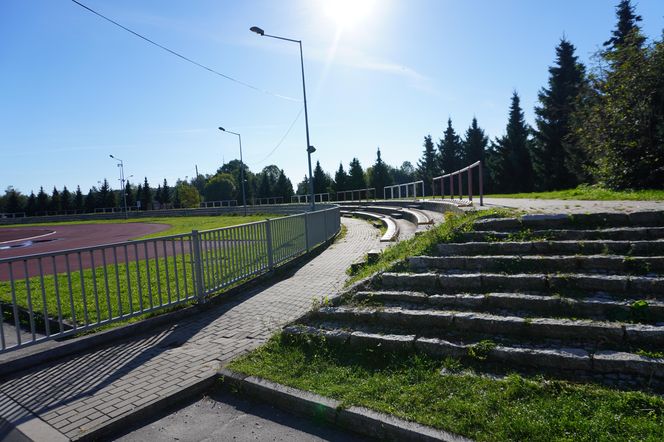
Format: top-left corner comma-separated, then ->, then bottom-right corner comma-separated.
109,154 -> 128,219
218,127 -> 247,216
250,26 -> 316,211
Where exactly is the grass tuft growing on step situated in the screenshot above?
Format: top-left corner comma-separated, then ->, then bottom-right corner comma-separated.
229,333 -> 664,442
346,209 -> 513,285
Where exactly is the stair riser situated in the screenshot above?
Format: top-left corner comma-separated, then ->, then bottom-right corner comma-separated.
379,273 -> 664,298
460,228 -> 664,242
473,212 -> 664,231
437,241 -> 664,256
312,309 -> 664,349
353,292 -> 664,323
409,256 -> 664,275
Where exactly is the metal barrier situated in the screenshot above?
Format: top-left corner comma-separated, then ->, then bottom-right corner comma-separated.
0,213 -> 26,219
0,207 -> 340,353
200,200 -> 238,208
254,197 -> 284,205
433,161 -> 483,206
383,181 -> 425,200
291,193 -> 330,203
335,188 -> 375,202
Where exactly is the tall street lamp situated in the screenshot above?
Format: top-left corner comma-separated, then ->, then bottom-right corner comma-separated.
218,127 -> 248,216
250,26 -> 316,211
109,154 -> 128,219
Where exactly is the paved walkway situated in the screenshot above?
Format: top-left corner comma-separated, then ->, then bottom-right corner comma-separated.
0,217 -> 382,441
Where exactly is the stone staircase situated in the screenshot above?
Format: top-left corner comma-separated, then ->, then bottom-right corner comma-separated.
285,211 -> 664,392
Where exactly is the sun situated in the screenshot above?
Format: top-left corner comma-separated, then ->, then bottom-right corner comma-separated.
322,0 -> 376,28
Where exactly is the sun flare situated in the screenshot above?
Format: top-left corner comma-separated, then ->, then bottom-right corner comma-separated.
322,0 -> 376,28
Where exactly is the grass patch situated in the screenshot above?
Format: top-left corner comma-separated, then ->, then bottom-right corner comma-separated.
485,184 -> 664,201
345,209 -> 513,284
229,333 -> 664,442
0,214 -> 281,240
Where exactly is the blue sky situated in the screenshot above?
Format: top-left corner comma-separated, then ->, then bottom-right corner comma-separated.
1,0 -> 663,194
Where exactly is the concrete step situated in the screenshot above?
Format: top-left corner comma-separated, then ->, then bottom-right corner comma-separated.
310,306 -> 664,350
353,291 -> 664,324
460,227 -> 664,242
282,325 -> 664,391
378,272 -> 664,299
437,240 -> 664,257
473,211 -> 664,232
408,255 -> 664,275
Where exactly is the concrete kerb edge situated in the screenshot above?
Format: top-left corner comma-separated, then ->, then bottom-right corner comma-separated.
218,368 -> 472,442
0,227 -> 343,380
75,373 -> 219,442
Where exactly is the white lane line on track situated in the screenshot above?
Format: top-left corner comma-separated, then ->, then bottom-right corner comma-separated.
0,230 -> 57,246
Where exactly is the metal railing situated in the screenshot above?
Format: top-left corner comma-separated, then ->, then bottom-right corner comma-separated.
433,161 -> 483,206
0,207 -> 340,353
0,213 -> 26,219
383,181 -> 425,200
200,200 -> 238,208
254,197 -> 284,205
335,188 -> 375,202
291,193 -> 330,203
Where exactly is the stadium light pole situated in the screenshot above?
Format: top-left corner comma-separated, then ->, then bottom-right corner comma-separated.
250,26 -> 316,211
109,154 -> 128,219
218,127 -> 247,216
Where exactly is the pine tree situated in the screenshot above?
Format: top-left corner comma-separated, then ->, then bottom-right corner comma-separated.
74,186 -> 84,211
258,173 -> 271,198
50,187 -> 61,212
533,38 -> 586,190
438,118 -> 462,173
370,147 -> 392,198
84,188 -> 96,212
36,187 -> 49,214
141,177 -> 151,210
313,161 -> 332,195
26,191 -> 37,216
333,163 -> 348,193
273,169 -> 294,200
135,184 -> 143,209
161,179 -> 170,205
61,186 -> 72,212
348,158 -> 366,190
603,0 -> 644,51
491,92 -> 535,193
155,185 -> 163,206
5,188 -> 22,214
462,117 -> 489,165
417,135 -> 438,195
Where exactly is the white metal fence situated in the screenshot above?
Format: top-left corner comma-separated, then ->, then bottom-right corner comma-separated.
0,207 -> 340,353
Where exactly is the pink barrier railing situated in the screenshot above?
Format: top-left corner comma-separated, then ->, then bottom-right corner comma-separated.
432,161 -> 483,206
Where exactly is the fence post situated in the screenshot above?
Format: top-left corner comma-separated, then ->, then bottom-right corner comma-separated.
265,219 -> 274,271
191,230 -> 206,304
468,167 -> 473,201
479,161 -> 484,206
304,212 -> 311,252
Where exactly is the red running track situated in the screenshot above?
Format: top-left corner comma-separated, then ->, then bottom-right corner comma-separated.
0,223 -> 171,280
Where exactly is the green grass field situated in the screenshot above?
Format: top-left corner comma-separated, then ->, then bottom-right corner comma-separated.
229,334 -> 664,442
0,214 -> 281,240
484,185 -> 664,201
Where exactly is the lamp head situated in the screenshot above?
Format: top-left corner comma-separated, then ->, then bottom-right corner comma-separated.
307,145 -> 316,154
219,127 -> 225,132
250,26 -> 265,36
109,154 -> 114,158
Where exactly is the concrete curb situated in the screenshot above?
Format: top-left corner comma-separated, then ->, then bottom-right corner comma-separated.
218,368 -> 472,442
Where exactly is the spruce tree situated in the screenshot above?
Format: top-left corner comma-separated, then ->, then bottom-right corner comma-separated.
417,135 -> 438,195
162,179 -> 170,205
491,92 -> 535,193
141,177 -> 151,210
533,38 -> 586,190
273,169 -> 294,200
5,188 -> 21,214
333,163 -> 348,193
50,187 -> 61,212
603,0 -> 644,50
74,186 -> 84,211
61,186 -> 72,212
124,181 -> 135,207
370,147 -> 392,199
348,158 -> 366,190
438,118 -> 463,173
84,188 -> 96,212
26,191 -> 37,216
461,117 -> 490,194
36,187 -> 49,214
258,172 -> 271,198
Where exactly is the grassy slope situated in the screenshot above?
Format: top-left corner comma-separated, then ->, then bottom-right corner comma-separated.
485,185 -> 664,201
230,210 -> 664,441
